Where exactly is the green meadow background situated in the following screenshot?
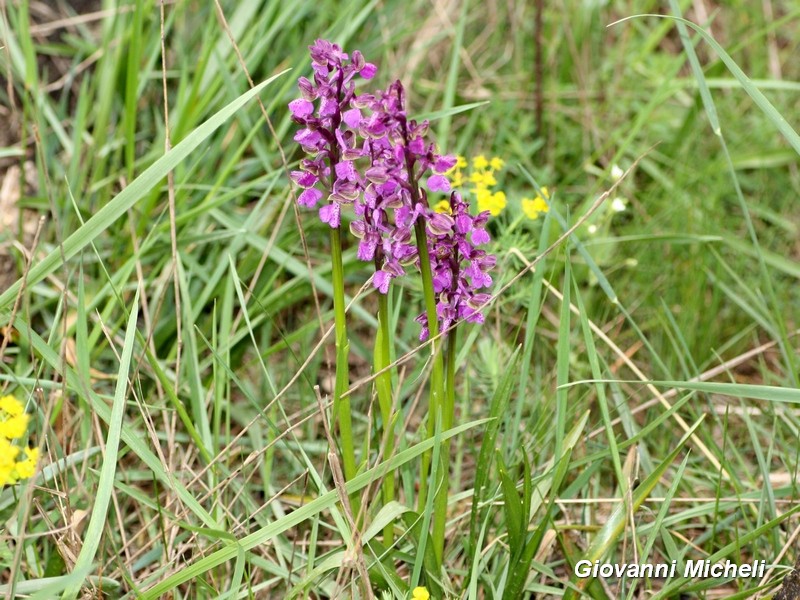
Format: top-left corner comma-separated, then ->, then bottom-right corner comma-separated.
0,0 -> 798,597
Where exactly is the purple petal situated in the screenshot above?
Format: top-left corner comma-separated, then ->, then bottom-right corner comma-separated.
365,166 -> 388,183
427,212 -> 454,235
297,77 -> 315,100
291,170 -> 317,188
335,161 -> 356,182
342,108 -> 362,128
357,236 -> 377,261
427,174 -> 450,192
350,220 -> 366,238
373,270 -> 391,294
434,155 -> 457,173
433,269 -> 452,293
362,115 -> 387,137
383,259 -> 404,277
294,128 -> 323,149
361,63 -> 378,79
455,213 -> 472,234
319,97 -> 338,117
471,228 -> 491,245
319,202 -> 340,228
408,137 -> 425,155
298,188 -> 323,208
288,98 -> 314,119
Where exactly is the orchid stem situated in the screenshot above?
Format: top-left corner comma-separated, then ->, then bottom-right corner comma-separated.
330,226 -> 358,514
432,325 -> 458,563
375,290 -> 395,545
414,220 -> 446,558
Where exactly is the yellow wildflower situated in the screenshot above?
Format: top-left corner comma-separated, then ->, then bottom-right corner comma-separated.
522,187 -> 550,220
0,413 -> 29,439
474,187 -> 492,207
14,447 -> 38,479
433,200 -> 452,214
469,171 -> 497,188
0,395 -> 23,416
490,156 -> 504,171
0,394 -> 38,486
0,437 -> 21,486
472,155 -> 489,170
412,587 -> 430,600
451,154 -> 509,217
478,190 -> 507,217
468,171 -> 484,186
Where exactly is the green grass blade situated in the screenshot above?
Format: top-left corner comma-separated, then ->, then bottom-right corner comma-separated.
0,72 -> 287,313
61,291 -> 139,599
613,14 -> 800,156
139,418 -> 489,599
564,416 -> 704,599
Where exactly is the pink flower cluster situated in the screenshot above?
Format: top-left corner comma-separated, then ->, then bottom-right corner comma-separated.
289,39 -> 495,336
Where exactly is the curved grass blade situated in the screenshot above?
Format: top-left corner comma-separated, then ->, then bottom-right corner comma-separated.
61,291 -> 139,599
611,14 -> 800,156
0,72 -> 287,313
139,418 -> 488,599
563,417 -> 704,598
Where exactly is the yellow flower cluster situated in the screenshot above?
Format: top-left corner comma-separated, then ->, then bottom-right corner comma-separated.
439,155 -> 508,217
0,395 -> 38,486
521,187 -> 550,220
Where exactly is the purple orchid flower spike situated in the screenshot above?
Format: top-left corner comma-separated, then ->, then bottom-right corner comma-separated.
415,191 -> 495,340
288,39 -> 376,227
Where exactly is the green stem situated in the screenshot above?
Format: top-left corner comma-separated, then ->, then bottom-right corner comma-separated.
375,290 -> 395,545
330,227 -> 358,511
432,325 -> 458,564
414,221 -> 445,524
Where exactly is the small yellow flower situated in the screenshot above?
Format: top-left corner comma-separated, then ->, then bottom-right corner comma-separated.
451,154 -> 508,216
469,171 -> 497,188
489,156 -> 504,171
477,190 -> 507,217
0,395 -> 38,486
0,438 -> 20,486
522,188 -> 550,221
472,155 -> 489,170
474,186 -> 492,206
0,413 -> 29,440
0,438 -> 20,464
412,587 -> 430,600
14,447 -> 38,479
433,200 -> 452,214
468,171 -> 484,186
0,395 -> 24,417
0,468 -> 13,487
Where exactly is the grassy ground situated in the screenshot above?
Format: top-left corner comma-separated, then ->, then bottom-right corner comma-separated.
1,0 -> 799,598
